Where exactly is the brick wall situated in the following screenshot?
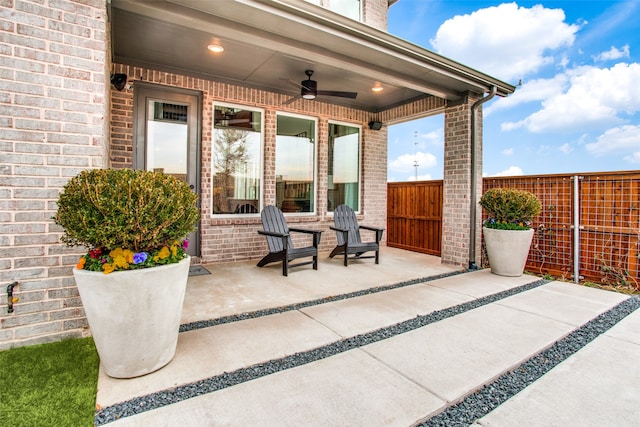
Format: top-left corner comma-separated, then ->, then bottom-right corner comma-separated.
362,0 -> 390,30
305,0 -> 389,30
0,0 -> 108,350
110,63 -> 394,264
442,94 -> 483,267
0,0 -> 470,349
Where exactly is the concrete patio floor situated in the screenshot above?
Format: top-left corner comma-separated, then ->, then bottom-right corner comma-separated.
94,246 -> 640,426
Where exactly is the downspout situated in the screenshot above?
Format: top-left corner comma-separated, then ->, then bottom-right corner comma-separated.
469,86 -> 497,270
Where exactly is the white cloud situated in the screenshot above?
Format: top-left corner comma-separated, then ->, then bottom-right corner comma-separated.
421,128 -> 443,146
558,143 -> 573,154
624,152 -> 640,164
502,63 -> 640,133
594,44 -> 630,61
558,54 -> 569,69
502,148 -> 514,155
389,151 -> 437,172
431,3 -> 580,82
408,173 -> 433,181
487,74 -> 569,116
586,124 -> 640,157
491,166 -> 524,177
537,145 -> 553,155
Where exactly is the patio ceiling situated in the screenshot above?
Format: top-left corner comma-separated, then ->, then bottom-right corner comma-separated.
109,0 -> 515,113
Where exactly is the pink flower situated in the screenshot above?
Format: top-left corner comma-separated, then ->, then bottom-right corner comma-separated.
183,239 -> 189,249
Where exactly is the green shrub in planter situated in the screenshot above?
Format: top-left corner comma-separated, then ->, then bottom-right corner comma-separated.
54,169 -> 199,273
479,187 -> 541,230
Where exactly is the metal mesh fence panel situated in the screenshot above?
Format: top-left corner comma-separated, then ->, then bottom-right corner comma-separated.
482,175 -> 574,279
579,173 -> 640,289
483,172 -> 640,289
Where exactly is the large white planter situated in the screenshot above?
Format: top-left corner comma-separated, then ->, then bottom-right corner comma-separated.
483,227 -> 534,277
74,256 -> 190,378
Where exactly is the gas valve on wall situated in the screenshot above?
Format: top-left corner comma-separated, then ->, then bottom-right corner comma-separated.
6,282 -> 18,313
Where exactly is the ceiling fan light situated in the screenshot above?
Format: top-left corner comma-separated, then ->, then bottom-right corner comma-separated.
301,78 -> 317,99
371,82 -> 384,92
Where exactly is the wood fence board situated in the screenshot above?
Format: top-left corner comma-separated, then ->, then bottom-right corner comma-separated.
387,181 -> 442,256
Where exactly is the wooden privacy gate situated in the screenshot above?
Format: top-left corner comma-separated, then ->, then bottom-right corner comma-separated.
387,180 -> 443,256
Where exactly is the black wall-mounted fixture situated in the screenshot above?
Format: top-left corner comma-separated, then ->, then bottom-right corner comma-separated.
110,73 -> 128,91
7,281 -> 18,314
368,121 -> 382,130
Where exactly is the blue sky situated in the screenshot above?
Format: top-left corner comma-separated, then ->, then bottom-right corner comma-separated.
387,1 -> 640,181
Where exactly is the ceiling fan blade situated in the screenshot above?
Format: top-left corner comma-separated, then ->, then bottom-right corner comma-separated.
317,90 -> 358,99
282,95 -> 302,105
280,78 -> 305,90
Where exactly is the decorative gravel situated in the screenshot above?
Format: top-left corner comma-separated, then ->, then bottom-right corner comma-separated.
417,295 -> 640,427
95,276 -> 550,425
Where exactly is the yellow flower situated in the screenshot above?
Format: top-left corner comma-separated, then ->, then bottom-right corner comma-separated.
157,246 -> 170,259
171,244 -> 178,257
102,263 -> 115,274
109,248 -> 134,270
110,248 -> 124,258
113,255 -> 128,269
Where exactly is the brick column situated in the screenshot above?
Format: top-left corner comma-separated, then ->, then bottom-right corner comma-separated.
362,126 -> 388,240
442,94 -> 483,267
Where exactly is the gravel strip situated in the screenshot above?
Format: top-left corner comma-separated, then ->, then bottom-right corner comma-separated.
179,270 -> 466,332
95,277 -> 548,425
417,295 -> 640,427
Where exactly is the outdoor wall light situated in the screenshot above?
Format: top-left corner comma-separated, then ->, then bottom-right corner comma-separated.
110,73 -> 128,91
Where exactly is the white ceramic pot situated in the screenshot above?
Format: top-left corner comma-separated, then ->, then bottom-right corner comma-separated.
74,256 -> 190,378
483,227 -> 534,277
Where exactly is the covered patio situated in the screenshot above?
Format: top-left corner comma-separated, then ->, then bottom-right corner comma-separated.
108,0 -> 516,269
93,247 -> 640,425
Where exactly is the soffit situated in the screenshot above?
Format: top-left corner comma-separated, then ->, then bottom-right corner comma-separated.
110,0 -> 514,113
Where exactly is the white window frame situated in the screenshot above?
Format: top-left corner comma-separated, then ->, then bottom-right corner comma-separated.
327,119 -> 362,214
275,111 -> 318,216
211,102 -> 265,217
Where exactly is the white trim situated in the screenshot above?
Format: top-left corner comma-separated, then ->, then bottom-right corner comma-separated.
211,101 -> 265,218
327,119 -> 362,214
275,111 -> 319,216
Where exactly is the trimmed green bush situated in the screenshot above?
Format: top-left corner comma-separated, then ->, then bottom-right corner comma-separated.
479,187 -> 542,230
54,169 -> 199,272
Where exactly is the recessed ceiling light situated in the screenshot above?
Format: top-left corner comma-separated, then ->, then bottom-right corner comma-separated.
207,44 -> 224,53
371,82 -> 384,92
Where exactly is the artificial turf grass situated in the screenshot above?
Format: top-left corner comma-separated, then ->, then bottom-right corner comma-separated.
0,337 -> 99,427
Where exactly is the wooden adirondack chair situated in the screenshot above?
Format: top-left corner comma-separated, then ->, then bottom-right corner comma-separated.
257,205 -> 322,276
329,204 -> 384,266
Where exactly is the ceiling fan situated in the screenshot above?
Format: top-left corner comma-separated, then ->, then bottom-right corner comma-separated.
282,70 -> 357,105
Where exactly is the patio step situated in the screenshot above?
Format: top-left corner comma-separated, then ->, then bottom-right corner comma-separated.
95,269 -> 636,426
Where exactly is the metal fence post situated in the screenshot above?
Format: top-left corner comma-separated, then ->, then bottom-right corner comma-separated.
573,175 -> 581,283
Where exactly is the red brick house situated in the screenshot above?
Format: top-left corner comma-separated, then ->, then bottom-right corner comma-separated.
0,0 -> 514,349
